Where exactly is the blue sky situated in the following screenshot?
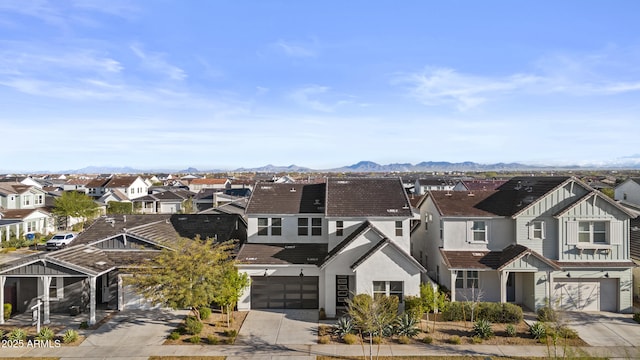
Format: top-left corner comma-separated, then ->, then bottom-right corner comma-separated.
2,1 -> 640,172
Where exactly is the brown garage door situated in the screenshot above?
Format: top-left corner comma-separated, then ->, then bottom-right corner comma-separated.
251,276 -> 318,309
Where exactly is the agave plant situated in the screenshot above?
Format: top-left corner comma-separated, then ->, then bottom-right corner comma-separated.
333,316 -> 355,337
394,313 -> 420,338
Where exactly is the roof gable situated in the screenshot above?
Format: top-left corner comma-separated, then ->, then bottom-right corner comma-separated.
350,238 -> 426,272
320,221 -> 385,268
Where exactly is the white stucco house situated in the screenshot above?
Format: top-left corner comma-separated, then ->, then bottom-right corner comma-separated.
412,176 -> 636,313
615,178 -> 640,206
236,178 -> 428,318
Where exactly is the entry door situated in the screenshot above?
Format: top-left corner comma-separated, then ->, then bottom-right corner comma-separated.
101,274 -> 110,303
506,273 -> 516,302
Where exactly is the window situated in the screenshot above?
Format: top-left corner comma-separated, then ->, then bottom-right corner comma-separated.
395,221 -> 403,236
440,219 -> 444,240
578,221 -> 607,243
298,218 -> 308,236
36,195 -> 43,205
258,218 -> 281,236
311,218 -> 322,236
257,218 -> 268,236
271,218 -> 282,236
49,277 -> 63,300
336,221 -> 344,236
23,196 -> 31,206
530,221 -> 545,239
373,281 -> 404,302
455,270 -> 479,289
471,221 -> 487,242
26,221 -> 35,232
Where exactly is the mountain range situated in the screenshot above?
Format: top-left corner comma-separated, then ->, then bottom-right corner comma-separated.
5,159 -> 640,175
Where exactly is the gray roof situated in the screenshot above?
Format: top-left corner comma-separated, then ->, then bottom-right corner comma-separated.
325,178 -> 412,217
246,183 -> 326,214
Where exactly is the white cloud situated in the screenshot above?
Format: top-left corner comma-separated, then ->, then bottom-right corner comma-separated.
130,43 -> 187,81
289,85 -> 338,112
273,40 -> 316,58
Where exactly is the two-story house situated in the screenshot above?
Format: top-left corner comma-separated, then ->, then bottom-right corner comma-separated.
236,178 -> 426,318
412,176 -> 635,313
414,178 -> 455,195
615,178 -> 640,206
0,182 -> 53,240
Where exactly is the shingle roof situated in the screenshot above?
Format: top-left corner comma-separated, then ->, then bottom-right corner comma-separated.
190,178 -> 228,185
325,178 -> 412,217
236,243 -> 328,265
86,178 -> 111,188
246,183 -> 326,214
429,191 -> 498,217
460,180 -> 508,191
440,244 -> 560,271
106,176 -> 140,188
0,208 -> 50,219
0,182 -> 31,195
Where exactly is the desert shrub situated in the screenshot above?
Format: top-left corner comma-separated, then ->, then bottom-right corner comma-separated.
477,302 -> 501,321
500,303 -> 523,323
3,304 -> 11,320
223,329 -> 237,337
394,313 -> 420,338
471,335 -> 483,344
169,331 -> 180,340
473,319 -> 494,339
529,322 -> 546,339
318,335 -> 330,344
342,333 -> 359,344
397,335 -> 411,344
36,327 -> 55,341
422,336 -> 433,344
8,328 -> 26,341
442,302 -> 469,321
403,295 -> 424,320
537,306 -> 557,322
448,335 -> 461,344
372,335 -> 383,344
551,326 -> 579,340
224,337 -> 235,344
63,329 -> 78,344
333,316 -> 355,337
207,335 -> 219,344
185,316 -> 203,335
0,330 -> 4,340
505,323 -> 517,337
199,307 -> 211,321
189,336 -> 201,344
633,312 -> 640,324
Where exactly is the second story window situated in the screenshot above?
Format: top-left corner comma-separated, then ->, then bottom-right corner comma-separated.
471,221 -> 487,242
530,221 -> 545,239
258,217 -> 281,236
36,195 -> 43,205
336,221 -> 344,236
298,218 -> 308,236
23,196 -> 30,206
311,218 -> 322,236
271,218 -> 282,236
578,221 -> 607,243
395,221 -> 403,236
258,218 -> 268,236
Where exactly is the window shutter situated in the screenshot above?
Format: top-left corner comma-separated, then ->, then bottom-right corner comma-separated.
528,222 -> 533,239
609,220 -> 623,245
541,221 -> 546,240
466,221 -> 472,242
566,221 -> 578,245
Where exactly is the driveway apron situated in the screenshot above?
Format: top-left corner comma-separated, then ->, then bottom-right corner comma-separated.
80,309 -> 186,347
237,309 -> 318,346
562,311 -> 640,347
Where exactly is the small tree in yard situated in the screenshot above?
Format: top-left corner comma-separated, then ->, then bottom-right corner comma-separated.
212,264 -> 250,327
126,236 -> 236,320
347,293 -> 398,360
52,191 -> 100,230
419,283 -> 448,332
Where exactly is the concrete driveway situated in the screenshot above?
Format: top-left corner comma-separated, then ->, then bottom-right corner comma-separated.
80,309 -> 186,347
236,309 -> 318,345
562,311 -> 640,347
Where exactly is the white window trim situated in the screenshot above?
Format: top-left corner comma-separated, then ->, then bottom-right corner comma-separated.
372,281 -> 404,302
455,270 -> 479,289
467,220 -> 489,243
528,220 -> 546,240
50,277 -> 64,300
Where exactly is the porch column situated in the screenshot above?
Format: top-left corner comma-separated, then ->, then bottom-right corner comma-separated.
117,274 -> 124,311
5,226 -> 9,241
0,275 -> 6,324
450,271 -> 457,302
499,271 -> 508,303
42,276 -> 51,325
89,276 -> 96,325
547,270 -> 553,309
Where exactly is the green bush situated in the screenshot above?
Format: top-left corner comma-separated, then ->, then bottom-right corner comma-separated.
471,335 -> 483,344
36,327 -> 55,341
403,295 -> 424,320
529,322 -> 546,339
0,330 -> 4,340
505,323 -> 517,337
189,336 -> 201,344
318,335 -> 330,344
333,316 -> 355,337
448,335 -> 461,344
3,303 -> 11,320
8,328 -> 26,341
185,316 -> 203,335
169,331 -> 181,340
537,306 -> 557,322
500,303 -> 523,323
79,321 -> 89,329
372,335 -> 383,344
397,335 -> 411,344
551,326 -> 579,340
442,302 -> 522,323
207,335 -> 219,344
199,307 -> 212,321
422,336 -> 433,344
63,329 -> 78,344
473,319 -> 494,339
394,313 -> 420,337
633,312 -> 640,324
223,329 -> 237,337
343,333 -> 359,344
442,302 -> 468,321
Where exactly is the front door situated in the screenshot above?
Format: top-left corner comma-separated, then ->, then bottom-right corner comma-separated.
101,274 -> 110,303
506,272 -> 516,302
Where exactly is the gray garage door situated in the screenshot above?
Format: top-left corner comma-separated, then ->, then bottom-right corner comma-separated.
251,276 -> 318,309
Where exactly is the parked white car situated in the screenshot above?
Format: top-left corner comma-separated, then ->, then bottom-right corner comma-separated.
45,233 -> 76,250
